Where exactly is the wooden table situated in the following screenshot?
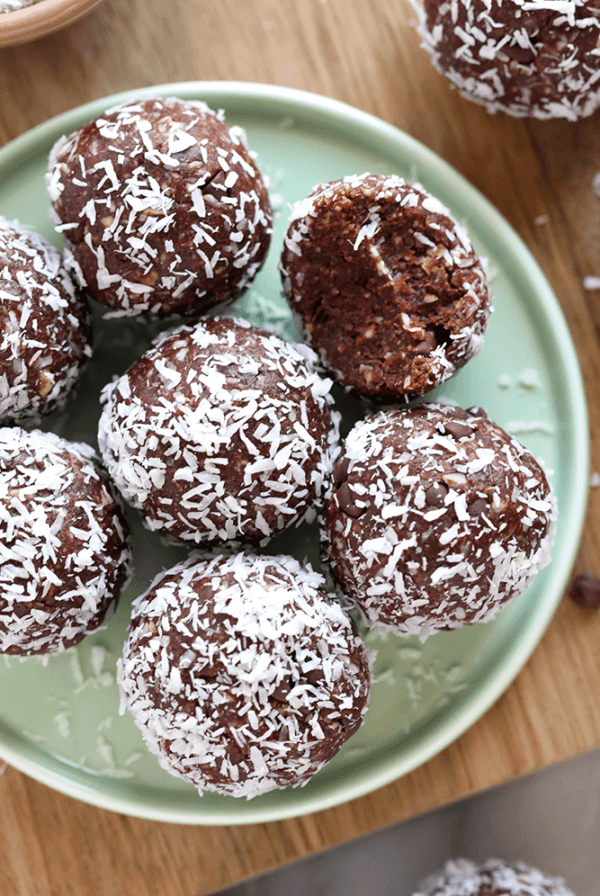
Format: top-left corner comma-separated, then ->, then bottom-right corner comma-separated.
1,1 -> 600,894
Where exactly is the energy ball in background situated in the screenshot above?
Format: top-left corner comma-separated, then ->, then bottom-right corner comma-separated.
118,552 -> 371,798
322,402 -> 556,639
98,316 -> 339,546
414,857 -> 576,896
46,96 -> 273,318
0,427 -> 131,656
0,217 -> 92,424
413,0 -> 600,120
280,173 -> 491,402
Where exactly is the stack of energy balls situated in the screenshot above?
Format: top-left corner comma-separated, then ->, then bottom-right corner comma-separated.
0,93 -> 556,800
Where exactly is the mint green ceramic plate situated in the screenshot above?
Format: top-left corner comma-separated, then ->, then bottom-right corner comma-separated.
0,83 -> 588,824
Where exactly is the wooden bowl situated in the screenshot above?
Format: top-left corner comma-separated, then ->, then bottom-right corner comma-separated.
0,0 -> 103,46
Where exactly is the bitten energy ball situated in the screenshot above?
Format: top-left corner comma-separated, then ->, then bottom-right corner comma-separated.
118,552 -> 371,798
414,857 -> 576,896
46,96 -> 272,317
322,403 -> 556,638
0,428 -> 131,656
0,217 -> 91,423
280,174 -> 491,401
98,316 -> 339,546
413,0 -> 600,120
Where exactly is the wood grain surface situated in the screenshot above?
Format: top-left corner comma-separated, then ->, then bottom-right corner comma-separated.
1,1 -> 600,894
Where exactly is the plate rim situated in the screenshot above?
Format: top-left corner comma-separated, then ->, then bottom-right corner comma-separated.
0,80 -> 589,824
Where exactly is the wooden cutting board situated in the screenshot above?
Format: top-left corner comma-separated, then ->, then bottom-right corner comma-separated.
0,1 -> 599,894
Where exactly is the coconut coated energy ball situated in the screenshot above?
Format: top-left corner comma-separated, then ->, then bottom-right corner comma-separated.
98,316 -> 339,546
0,217 -> 91,423
414,0 -> 600,120
280,173 -> 491,401
0,427 -> 131,656
46,96 -> 272,317
117,552 -> 371,798
414,857 -> 577,896
322,403 -> 556,639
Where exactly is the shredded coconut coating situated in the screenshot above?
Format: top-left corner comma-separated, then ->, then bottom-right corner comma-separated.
46,97 -> 273,318
98,316 -> 340,546
414,857 -> 576,896
0,427 -> 132,656
322,403 -> 556,639
117,552 -> 371,798
280,174 -> 491,401
0,217 -> 92,424
413,0 -> 600,120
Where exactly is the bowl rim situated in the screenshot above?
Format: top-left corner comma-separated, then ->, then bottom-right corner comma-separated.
0,0 -> 102,46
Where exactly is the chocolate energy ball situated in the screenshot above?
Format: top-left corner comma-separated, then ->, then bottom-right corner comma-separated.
0,427 -> 131,656
322,402 -> 556,638
98,316 -> 339,546
46,96 -> 272,317
414,0 -> 600,120
414,858 -> 576,896
0,217 -> 91,424
117,552 -> 371,798
280,173 -> 491,402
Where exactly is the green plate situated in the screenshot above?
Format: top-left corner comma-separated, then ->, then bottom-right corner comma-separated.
0,82 -> 588,824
